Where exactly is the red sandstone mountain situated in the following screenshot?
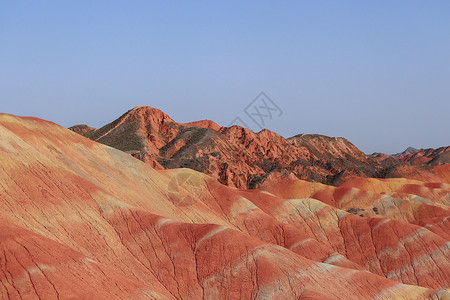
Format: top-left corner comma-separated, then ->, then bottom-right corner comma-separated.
370,147 -> 450,184
400,146 -> 450,165
78,106 -> 382,188
371,146 -> 450,166
181,119 -> 226,132
1,113 -> 449,299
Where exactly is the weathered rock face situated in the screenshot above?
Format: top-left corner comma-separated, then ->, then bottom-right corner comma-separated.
287,134 -> 372,164
287,133 -> 381,183
2,114 -> 449,299
78,106 -> 382,188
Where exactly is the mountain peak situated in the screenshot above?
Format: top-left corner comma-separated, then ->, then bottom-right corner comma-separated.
181,119 -> 225,132
126,105 -> 175,121
394,146 -> 419,156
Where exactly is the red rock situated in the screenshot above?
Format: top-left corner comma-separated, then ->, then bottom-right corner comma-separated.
181,119 -> 225,132
1,113 -> 449,299
68,124 -> 96,135
400,147 -> 450,165
79,106 -> 383,188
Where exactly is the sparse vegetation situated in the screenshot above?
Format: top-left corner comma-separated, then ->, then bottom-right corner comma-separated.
374,165 -> 397,178
172,128 -> 208,158
108,133 -> 144,152
347,208 -> 365,217
85,109 -> 133,141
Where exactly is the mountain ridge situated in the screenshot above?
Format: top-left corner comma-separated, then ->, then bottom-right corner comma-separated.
74,106 -> 385,187
71,106 -> 449,188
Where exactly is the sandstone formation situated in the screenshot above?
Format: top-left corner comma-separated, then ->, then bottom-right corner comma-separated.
372,146 -> 450,167
1,113 -> 449,299
75,106 -> 449,190
397,147 -> 450,165
77,106 -> 382,188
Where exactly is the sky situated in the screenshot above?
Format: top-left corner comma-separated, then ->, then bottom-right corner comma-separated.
1,1 -> 449,154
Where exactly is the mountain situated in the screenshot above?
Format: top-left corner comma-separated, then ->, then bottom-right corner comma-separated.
1,113 -> 449,299
429,150 -> 450,166
394,146 -> 419,157
370,146 -> 450,183
371,146 -> 450,166
84,106 -> 182,154
76,106 -> 383,188
287,134 -> 380,183
0,114 -> 450,299
400,146 -> 450,165
68,124 -> 96,135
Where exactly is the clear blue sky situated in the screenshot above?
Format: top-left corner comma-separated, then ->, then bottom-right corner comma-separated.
1,1 -> 449,154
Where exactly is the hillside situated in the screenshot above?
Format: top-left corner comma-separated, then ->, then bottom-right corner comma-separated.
0,113 -> 449,299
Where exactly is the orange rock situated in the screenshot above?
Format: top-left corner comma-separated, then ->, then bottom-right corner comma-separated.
80,106 -> 384,188
1,113 -> 449,299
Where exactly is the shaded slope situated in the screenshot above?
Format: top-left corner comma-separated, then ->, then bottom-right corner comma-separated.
287,133 -> 379,181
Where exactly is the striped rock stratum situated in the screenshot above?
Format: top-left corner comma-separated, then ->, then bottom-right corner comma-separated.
1,113 -> 449,299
